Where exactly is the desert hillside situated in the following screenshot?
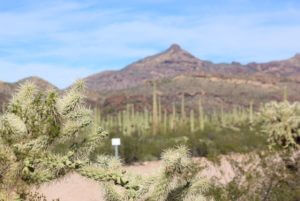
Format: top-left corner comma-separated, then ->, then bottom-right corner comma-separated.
1,45 -> 300,114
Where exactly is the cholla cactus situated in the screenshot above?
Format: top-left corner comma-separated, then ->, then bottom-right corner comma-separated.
102,146 -> 210,201
0,81 -> 112,200
259,101 -> 300,150
0,81 -> 211,200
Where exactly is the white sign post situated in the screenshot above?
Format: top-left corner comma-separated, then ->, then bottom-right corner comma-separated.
111,138 -> 121,158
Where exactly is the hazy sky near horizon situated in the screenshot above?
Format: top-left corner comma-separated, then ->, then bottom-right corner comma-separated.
0,0 -> 300,88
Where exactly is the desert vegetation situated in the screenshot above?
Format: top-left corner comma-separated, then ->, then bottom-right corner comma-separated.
0,81 -> 299,201
208,100 -> 300,201
0,81 -> 211,201
93,83 -> 267,163
0,81 -> 114,200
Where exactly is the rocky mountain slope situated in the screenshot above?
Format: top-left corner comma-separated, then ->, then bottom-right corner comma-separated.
246,53 -> 300,81
82,44 -> 300,113
84,44 -> 300,93
1,44 -> 300,114
0,76 -> 57,112
16,76 -> 58,90
84,44 -> 247,92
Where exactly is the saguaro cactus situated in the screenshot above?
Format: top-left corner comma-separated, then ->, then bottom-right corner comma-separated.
190,109 -> 195,133
249,100 -> 254,124
198,98 -> 205,131
170,102 -> 176,130
152,82 -> 158,135
158,96 -> 162,122
181,94 -> 186,121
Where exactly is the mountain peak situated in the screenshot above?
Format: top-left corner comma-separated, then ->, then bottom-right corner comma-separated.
16,76 -> 57,90
294,53 -> 300,59
167,44 -> 182,52
289,53 -> 300,66
18,76 -> 45,82
286,53 -> 300,65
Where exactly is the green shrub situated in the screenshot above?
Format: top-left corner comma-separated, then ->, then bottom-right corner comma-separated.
95,122 -> 267,164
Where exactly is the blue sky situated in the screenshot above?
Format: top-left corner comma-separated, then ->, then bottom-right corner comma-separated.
0,0 -> 300,88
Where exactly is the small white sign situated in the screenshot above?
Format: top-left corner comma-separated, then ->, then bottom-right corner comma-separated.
112,138 -> 121,146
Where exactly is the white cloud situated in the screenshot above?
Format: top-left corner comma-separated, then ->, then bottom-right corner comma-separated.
0,0 -> 300,86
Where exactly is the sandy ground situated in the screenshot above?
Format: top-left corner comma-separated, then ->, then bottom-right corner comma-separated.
37,173 -> 104,201
31,151 -> 300,201
37,161 -> 162,201
37,155 -> 244,201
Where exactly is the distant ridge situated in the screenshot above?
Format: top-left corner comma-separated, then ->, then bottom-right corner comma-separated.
16,76 -> 58,90
84,44 -> 300,92
84,44 -> 213,92
1,44 -> 300,114
0,77 -> 58,112
246,53 -> 300,79
81,44 -> 300,113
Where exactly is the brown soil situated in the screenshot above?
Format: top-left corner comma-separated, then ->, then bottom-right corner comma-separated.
37,161 -> 162,201
36,156 -> 240,201
37,173 -> 104,201
36,153 -> 264,201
